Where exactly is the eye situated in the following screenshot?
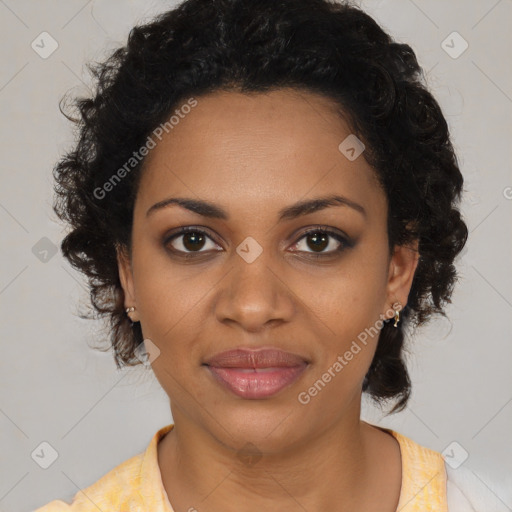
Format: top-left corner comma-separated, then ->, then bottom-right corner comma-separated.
164,227 -> 221,255
291,227 -> 352,257
163,225 -> 353,259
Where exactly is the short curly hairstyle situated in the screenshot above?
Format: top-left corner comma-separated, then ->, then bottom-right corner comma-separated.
53,0 -> 468,413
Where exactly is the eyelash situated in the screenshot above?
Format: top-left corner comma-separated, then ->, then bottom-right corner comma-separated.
163,225 -> 353,259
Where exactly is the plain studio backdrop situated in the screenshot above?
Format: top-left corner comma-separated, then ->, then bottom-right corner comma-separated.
0,1 -> 511,511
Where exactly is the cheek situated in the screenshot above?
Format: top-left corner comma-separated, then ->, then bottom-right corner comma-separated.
295,276 -> 386,413
134,263 -> 211,404
131,233 -> 193,320
301,253 -> 388,339
293,248 -> 389,392
130,245 -> 212,366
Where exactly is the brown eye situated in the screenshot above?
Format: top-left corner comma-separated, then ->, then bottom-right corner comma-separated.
164,227 -> 221,254
181,231 -> 206,251
304,232 -> 330,252
292,227 -> 352,256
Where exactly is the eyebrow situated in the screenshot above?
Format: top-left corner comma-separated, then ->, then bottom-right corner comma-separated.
146,194 -> 366,221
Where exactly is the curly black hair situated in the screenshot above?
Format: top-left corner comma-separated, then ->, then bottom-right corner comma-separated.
53,0 -> 468,414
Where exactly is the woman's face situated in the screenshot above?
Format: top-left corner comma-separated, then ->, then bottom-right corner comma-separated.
118,88 -> 418,452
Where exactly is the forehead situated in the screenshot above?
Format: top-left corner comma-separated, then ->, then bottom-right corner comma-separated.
135,88 -> 385,221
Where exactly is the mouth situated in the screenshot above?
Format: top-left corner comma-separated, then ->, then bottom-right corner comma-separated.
203,348 -> 309,399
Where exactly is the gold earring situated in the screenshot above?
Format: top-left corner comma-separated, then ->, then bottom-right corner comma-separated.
392,302 -> 402,327
125,306 -> 138,324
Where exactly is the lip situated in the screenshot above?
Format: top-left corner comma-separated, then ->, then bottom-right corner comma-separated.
203,348 -> 309,399
204,348 -> 309,368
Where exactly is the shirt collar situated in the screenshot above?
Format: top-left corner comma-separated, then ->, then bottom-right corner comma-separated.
140,423 -> 176,511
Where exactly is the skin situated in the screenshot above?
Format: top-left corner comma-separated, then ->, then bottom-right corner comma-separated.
117,88 -> 419,512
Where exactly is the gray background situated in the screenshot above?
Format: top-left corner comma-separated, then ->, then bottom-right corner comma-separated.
0,1 -> 511,511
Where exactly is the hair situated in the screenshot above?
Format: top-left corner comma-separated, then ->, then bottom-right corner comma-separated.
53,0 -> 468,414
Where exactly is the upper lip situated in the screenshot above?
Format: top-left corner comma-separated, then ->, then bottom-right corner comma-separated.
203,348 -> 309,368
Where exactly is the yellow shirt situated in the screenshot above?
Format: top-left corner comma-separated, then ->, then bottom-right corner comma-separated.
34,423 -> 448,511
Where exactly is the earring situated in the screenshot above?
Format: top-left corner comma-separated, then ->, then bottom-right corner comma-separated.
392,302 -> 402,328
125,306 -> 138,325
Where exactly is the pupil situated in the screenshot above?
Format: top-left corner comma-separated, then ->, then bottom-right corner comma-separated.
183,232 -> 205,251
308,232 -> 328,252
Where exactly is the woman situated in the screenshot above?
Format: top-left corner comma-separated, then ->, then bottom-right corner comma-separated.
35,0 -> 504,510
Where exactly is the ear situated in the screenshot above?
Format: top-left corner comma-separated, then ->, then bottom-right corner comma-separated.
384,238 -> 420,316
116,244 -> 137,310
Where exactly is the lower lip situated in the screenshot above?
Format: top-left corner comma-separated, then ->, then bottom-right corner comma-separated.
205,365 -> 307,399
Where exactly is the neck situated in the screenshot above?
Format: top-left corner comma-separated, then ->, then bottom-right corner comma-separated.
157,402 -> 401,512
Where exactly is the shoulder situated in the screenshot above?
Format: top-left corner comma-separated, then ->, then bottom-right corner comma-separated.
33,451 -> 146,511
446,463 -> 512,512
33,424 -> 174,512
376,424 -> 511,512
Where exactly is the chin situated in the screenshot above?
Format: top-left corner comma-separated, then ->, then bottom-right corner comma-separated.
210,401 -> 307,454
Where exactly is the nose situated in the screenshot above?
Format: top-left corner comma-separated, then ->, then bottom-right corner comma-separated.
214,252 -> 295,333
